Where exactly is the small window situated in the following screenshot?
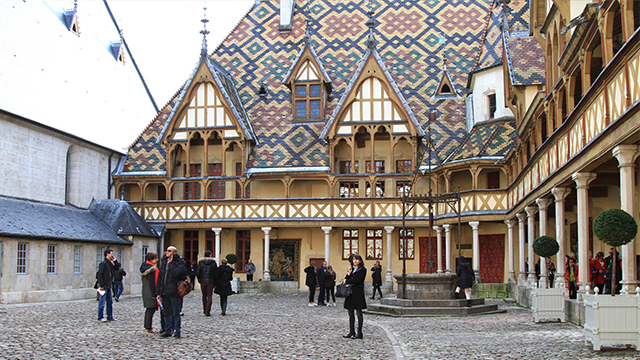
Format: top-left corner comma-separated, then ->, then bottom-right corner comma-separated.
342,229 -> 359,260
17,243 -> 27,275
293,82 -> 323,119
396,160 -> 412,173
339,181 -> 359,198
184,164 -> 202,200
366,181 -> 385,197
488,94 -> 497,119
396,181 -> 411,196
117,248 -> 123,264
96,247 -> 104,272
366,229 -> 383,260
365,160 -> 385,173
74,246 -> 82,274
142,246 -> 149,263
47,244 -> 57,275
399,228 -> 415,260
208,181 -> 226,199
339,161 -> 358,174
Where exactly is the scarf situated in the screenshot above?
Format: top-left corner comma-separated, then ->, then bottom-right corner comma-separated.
145,260 -> 159,286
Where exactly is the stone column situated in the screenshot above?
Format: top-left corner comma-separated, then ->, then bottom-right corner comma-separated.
434,226 -> 443,273
505,219 -> 516,284
212,227 -> 222,264
516,213 -> 527,286
525,206 -> 538,288
613,145 -> 640,290
384,226 -> 394,281
443,224 -> 452,273
322,226 -> 332,266
536,198 -> 552,288
469,221 -> 480,281
572,172 -> 596,300
261,227 -> 272,281
552,187 -> 570,292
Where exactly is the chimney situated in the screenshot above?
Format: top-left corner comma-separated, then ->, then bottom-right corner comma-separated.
279,0 -> 295,32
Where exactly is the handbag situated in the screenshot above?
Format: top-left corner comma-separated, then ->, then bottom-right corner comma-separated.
177,280 -> 192,297
335,283 -> 352,298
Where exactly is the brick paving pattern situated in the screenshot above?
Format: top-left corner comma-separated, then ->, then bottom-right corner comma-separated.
0,294 -> 637,359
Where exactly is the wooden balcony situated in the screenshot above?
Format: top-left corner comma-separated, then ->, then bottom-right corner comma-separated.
128,189 -> 509,226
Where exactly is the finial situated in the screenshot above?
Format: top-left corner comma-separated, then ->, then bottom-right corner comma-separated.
442,55 -> 447,71
74,0 -> 78,12
365,0 -> 376,49
200,6 -> 210,58
304,2 -> 312,45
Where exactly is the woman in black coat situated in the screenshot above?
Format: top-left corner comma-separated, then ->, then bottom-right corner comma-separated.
214,258 -> 234,315
140,252 -> 159,333
304,262 -> 317,306
370,261 -> 383,300
454,256 -> 475,307
343,254 -> 367,339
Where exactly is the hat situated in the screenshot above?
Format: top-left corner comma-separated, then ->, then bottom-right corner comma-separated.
167,246 -> 177,252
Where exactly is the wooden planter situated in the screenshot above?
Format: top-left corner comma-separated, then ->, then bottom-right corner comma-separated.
584,287 -> 640,351
532,287 -> 566,322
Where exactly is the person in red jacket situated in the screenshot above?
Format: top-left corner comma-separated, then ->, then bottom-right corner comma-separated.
592,251 -> 606,293
565,257 -> 578,299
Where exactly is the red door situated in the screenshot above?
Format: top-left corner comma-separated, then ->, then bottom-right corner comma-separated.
479,234 -> 505,283
419,237 -> 446,273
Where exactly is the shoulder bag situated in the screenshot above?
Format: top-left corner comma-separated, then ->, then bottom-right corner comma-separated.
177,279 -> 193,297
335,283 -> 352,298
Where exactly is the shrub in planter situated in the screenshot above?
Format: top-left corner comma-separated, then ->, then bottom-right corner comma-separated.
533,235 -> 560,258
225,253 -> 238,265
593,209 -> 638,296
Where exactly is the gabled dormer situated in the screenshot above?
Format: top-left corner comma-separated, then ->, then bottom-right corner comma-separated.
110,41 -> 124,63
62,7 -> 79,35
320,49 -> 424,139
432,60 -> 461,99
283,36 -> 332,121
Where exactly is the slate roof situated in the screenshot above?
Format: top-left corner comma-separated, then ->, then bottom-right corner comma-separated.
89,199 -> 158,238
0,0 -> 156,151
449,119 -> 516,162
123,0 -> 530,174
0,196 -> 132,245
505,36 -> 545,86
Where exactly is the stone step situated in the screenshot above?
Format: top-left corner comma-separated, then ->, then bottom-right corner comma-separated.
364,303 -> 503,317
380,298 -> 486,307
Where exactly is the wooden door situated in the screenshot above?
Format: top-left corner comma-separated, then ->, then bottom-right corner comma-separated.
419,237 -> 445,273
479,234 -> 505,283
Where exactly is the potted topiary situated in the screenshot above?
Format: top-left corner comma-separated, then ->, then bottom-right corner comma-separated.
531,235 -> 565,322
584,209 -> 639,351
225,254 -> 240,293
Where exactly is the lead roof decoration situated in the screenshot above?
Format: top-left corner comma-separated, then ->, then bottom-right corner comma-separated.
123,0 -> 531,175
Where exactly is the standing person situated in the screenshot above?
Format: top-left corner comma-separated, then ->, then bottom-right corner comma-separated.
604,248 -> 622,294
157,246 -> 187,338
97,249 -> 117,322
565,257 -> 578,299
214,258 -> 234,315
593,251 -> 606,293
325,265 -> 336,306
304,261 -> 317,306
546,257 -> 556,287
244,258 -> 256,281
196,250 -> 217,317
342,254 -> 367,339
113,262 -> 126,302
316,261 -> 328,306
188,260 -> 197,286
453,256 -> 475,307
140,252 -> 159,333
370,260 -> 383,300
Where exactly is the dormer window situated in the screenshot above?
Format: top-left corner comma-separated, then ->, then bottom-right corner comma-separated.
295,83 -> 323,118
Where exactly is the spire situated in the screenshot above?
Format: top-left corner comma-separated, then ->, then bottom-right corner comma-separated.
365,0 -> 377,49
200,6 -> 210,59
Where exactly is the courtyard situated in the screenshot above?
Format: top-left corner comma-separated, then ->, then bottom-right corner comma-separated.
0,292 -> 637,359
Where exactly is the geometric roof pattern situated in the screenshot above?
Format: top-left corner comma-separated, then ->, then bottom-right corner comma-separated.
449,119 -> 516,162
123,0 -> 530,174
505,36 -> 546,86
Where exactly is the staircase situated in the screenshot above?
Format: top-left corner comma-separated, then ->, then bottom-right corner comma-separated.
365,297 -> 504,317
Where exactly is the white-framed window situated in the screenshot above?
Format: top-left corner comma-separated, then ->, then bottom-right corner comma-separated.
142,245 -> 149,263
342,229 -> 359,260
47,244 -> 57,275
96,247 -> 104,272
17,242 -> 27,275
399,228 -> 415,260
366,229 -> 383,260
74,245 -> 82,274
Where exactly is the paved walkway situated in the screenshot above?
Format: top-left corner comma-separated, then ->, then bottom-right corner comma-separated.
0,293 -> 637,359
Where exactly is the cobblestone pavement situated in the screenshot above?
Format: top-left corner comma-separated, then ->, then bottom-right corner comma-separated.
0,294 -> 638,359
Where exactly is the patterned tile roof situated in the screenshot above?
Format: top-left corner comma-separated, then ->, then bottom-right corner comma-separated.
449,119 -> 516,161
505,36 -> 545,86
123,0 -> 530,174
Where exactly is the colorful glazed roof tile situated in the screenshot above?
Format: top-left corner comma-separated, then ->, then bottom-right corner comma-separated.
449,119 -> 516,162
505,36 -> 545,86
123,0 -> 530,174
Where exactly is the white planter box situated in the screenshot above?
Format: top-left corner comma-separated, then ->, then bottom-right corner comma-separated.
231,276 -> 240,293
532,287 -> 566,322
584,288 -> 640,351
